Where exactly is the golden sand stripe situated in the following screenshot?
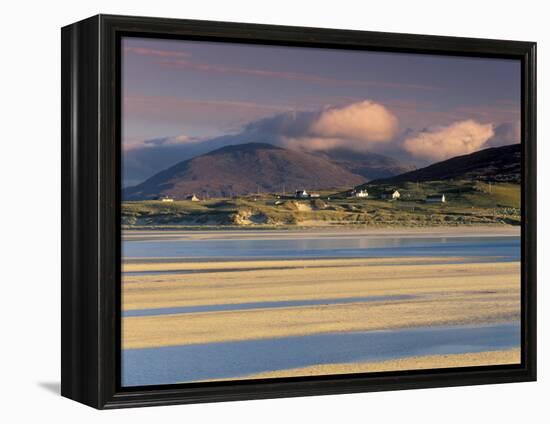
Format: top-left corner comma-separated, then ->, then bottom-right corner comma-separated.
122,260 -> 519,311
122,257 -> 473,273
234,348 -> 521,381
122,295 -> 520,349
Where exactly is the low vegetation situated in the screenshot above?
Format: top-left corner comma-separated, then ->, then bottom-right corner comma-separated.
122,180 -> 520,229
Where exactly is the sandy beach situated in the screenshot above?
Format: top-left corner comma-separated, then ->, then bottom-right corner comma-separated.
121,228 -> 521,382
122,258 -> 520,348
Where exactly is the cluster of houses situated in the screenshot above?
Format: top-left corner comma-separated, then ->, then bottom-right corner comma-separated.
157,189 -> 446,204
348,188 -> 401,200
294,190 -> 320,199
346,188 -> 400,200
292,188 -> 445,203
347,188 -> 445,203
347,188 -> 401,200
158,194 -> 200,202
349,189 -> 369,198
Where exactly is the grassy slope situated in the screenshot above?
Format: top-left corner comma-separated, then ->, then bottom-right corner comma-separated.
122,180 -> 520,229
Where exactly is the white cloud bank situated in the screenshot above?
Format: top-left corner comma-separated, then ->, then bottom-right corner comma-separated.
281,100 -> 399,151
123,100 -> 520,187
311,101 -> 399,143
403,120 -> 495,161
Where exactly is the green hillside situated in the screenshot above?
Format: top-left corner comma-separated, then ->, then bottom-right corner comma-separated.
122,180 -> 520,229
371,144 -> 520,185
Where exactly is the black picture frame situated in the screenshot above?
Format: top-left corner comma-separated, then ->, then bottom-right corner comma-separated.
61,14 -> 537,409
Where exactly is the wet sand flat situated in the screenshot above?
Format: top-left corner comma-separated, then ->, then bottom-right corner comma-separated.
123,256 -> 481,273
122,259 -> 520,349
122,259 -> 519,310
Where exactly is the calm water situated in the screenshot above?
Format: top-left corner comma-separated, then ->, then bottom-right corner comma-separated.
123,295 -> 416,317
122,322 -> 520,386
123,235 -> 520,261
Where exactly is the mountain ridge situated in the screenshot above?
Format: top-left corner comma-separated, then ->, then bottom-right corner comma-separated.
123,142 -> 366,200
368,144 -> 520,185
312,148 -> 415,181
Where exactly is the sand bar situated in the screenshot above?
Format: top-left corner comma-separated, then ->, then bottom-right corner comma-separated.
122,260 -> 520,310
123,294 -> 519,349
124,256 -> 480,272
237,348 -> 521,381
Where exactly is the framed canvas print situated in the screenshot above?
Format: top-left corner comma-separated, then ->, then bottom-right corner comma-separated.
61,14 -> 536,409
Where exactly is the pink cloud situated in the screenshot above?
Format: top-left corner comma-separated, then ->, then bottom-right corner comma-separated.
311,101 -> 399,143
124,47 -> 190,58
279,100 -> 399,152
403,120 -> 495,161
380,100 -> 520,136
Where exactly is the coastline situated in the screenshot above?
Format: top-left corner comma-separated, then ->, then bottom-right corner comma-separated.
122,225 -> 520,243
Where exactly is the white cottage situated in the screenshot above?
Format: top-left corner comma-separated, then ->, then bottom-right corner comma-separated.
350,189 -> 368,198
381,190 -> 400,200
186,194 -> 200,202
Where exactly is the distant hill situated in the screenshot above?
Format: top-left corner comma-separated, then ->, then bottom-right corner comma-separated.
123,143 -> 365,200
369,144 -> 520,185
312,148 -> 415,181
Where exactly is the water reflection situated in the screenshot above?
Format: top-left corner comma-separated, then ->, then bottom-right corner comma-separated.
123,235 -> 520,261
123,295 -> 416,317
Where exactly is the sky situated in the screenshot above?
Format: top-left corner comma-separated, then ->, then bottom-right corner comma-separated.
122,36 -> 521,187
